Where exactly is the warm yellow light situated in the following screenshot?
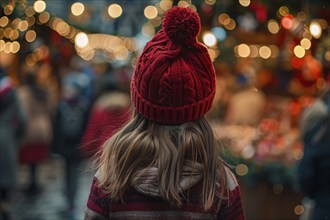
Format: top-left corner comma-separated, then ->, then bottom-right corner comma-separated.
71,2 -> 85,16
18,20 -> 29,31
259,46 -> 271,59
203,32 -> 217,47
325,51 -> 330,62
0,16 -> 9,27
249,45 -> 259,58
237,44 -> 250,58
278,6 -> 289,17
25,30 -> 37,42
3,42 -> 11,53
235,164 -> 248,176
27,16 -> 36,27
113,45 -> 128,60
159,0 -> 172,11
4,28 -> 12,39
56,21 -> 70,36
75,32 -> 89,48
300,38 -> 311,50
141,23 -> 155,37
218,13 -> 229,25
9,30 -> 19,40
178,1 -> 190,8
294,45 -> 305,58
144,6 -> 158,19
4,5 -> 14,16
294,205 -> 304,215
34,1 -> 46,13
0,40 -> 5,51
225,19 -> 236,30
309,21 -> 322,39
25,6 -> 36,17
239,0 -> 251,7
268,19 -> 280,34
39,12 -> 50,24
108,4 -> 122,18
269,45 -> 279,58
205,0 -> 216,6
11,41 -> 20,53
208,48 -> 220,62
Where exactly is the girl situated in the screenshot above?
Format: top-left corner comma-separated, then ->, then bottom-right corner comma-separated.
85,6 -> 245,220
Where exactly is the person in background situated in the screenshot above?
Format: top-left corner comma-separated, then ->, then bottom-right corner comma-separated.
84,7 -> 245,220
81,71 -> 131,158
17,72 -> 53,195
0,67 -> 25,220
52,71 -> 90,219
298,85 -> 330,220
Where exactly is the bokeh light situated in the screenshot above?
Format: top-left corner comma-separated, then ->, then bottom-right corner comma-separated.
75,32 -> 89,48
239,0 -> 251,7
203,32 -> 217,47
25,30 -> 37,42
281,14 -> 294,30
71,2 -> 85,16
309,21 -> 322,39
259,46 -> 271,59
237,44 -> 250,58
294,45 -> 305,58
268,19 -> 280,34
34,0 -> 46,13
144,6 -> 158,19
108,4 -> 122,18
300,38 -> 311,50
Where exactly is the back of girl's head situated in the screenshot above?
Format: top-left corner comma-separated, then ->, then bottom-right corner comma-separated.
97,6 -> 227,211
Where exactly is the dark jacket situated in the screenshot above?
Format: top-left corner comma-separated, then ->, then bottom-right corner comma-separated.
298,97 -> 330,219
52,99 -> 89,159
0,78 -> 25,189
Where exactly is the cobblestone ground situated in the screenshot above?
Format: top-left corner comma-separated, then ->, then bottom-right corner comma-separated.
9,157 -> 94,220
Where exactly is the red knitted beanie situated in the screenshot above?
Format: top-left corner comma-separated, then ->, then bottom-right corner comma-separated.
131,6 -> 216,125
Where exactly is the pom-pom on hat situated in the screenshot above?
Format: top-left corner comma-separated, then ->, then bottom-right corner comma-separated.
131,6 -> 216,125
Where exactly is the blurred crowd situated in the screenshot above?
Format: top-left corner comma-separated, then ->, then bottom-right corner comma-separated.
0,54 -> 329,220
0,56 -> 132,220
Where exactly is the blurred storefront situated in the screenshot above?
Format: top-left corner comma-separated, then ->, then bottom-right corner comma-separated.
1,0 -> 329,219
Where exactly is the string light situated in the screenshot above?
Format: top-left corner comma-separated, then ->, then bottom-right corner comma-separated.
25,30 -> 37,42
205,0 -> 216,6
203,32 -> 217,47
18,20 -> 29,31
294,45 -> 305,58
309,21 -> 322,39
39,12 -> 50,24
108,4 -> 122,18
11,41 -> 20,53
249,45 -> 259,58
75,32 -> 89,48
178,1 -> 190,8
268,19 -> 280,34
0,16 -> 9,27
144,6 -> 158,19
259,46 -> 271,59
34,1 -> 46,13
71,2 -> 85,16
300,38 -> 311,50
159,0 -> 172,11
235,164 -> 248,176
237,44 -> 250,58
278,6 -> 289,17
4,5 -> 14,16
239,0 -> 251,7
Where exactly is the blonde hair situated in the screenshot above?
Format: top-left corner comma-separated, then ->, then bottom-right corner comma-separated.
97,112 -> 228,211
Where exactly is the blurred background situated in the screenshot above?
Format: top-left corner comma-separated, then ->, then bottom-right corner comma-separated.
0,0 -> 329,220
